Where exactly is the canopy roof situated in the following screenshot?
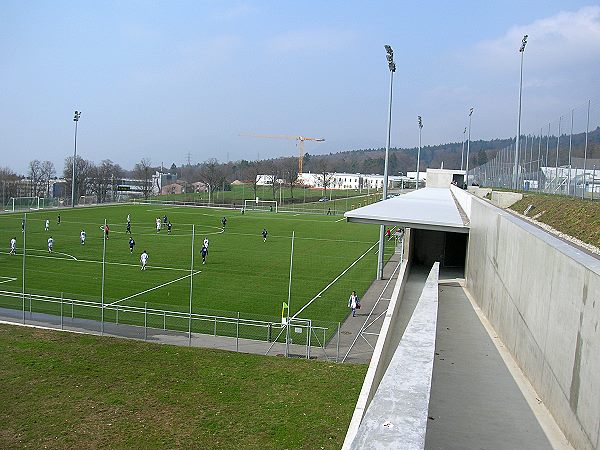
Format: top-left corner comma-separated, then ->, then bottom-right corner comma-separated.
344,187 -> 469,233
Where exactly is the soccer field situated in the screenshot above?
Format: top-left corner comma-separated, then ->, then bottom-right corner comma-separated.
0,203 -> 395,335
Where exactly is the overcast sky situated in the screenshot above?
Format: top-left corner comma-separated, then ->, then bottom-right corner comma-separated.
1,1 -> 599,174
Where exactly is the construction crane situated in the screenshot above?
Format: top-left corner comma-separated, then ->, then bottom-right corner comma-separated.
239,133 -> 325,174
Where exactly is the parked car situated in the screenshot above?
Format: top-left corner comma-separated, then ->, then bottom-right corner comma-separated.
318,197 -> 328,202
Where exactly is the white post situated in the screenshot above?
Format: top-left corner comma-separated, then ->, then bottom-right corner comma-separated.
555,117 -> 562,192
466,108 -> 473,187
101,218 -> 107,335
189,224 -> 195,345
22,213 -> 26,323
285,231 -> 295,357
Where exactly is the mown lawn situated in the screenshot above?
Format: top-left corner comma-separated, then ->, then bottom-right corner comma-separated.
0,324 -> 367,449
509,192 -> 600,249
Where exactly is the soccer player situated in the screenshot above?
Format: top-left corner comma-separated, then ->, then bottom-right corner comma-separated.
21,219 -> 25,233
126,221 -> 131,234
140,250 -> 149,270
221,216 -> 227,230
129,237 -> 135,253
57,214 -> 61,225
203,237 -> 209,254
48,236 -> 54,253
201,245 -> 208,264
127,214 -> 131,224
262,228 -> 268,242
10,237 -> 16,255
45,219 -> 49,231
163,214 -> 168,224
80,229 -> 86,245
156,218 -> 161,233
167,222 -> 172,234
104,224 -> 110,240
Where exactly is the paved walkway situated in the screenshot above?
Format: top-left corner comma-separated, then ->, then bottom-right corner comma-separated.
425,282 -> 556,449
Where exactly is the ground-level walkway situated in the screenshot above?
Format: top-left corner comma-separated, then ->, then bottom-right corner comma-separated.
425,281 -> 568,449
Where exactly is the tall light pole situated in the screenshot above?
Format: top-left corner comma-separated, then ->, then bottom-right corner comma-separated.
513,34 -> 528,190
416,116 -> 423,189
377,44 -> 395,281
71,110 -> 82,207
465,107 -> 474,187
461,127 -> 467,170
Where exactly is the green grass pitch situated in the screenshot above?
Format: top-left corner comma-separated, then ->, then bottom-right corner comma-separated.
0,203 -> 395,334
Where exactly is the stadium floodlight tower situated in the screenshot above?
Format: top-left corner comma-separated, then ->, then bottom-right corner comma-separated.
377,44 -> 396,281
513,34 -> 528,189
416,116 -> 423,189
465,107 -> 474,187
71,110 -> 82,207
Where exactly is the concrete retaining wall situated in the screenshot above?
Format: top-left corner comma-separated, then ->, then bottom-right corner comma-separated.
466,196 -> 600,450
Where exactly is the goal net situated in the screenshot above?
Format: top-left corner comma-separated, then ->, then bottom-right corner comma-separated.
243,199 -> 278,213
5,197 -> 40,212
78,196 -> 97,206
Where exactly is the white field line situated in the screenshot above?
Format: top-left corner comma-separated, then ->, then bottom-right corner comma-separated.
0,277 -> 17,284
292,241 -> 379,319
107,270 -> 202,306
0,251 -> 190,272
335,217 -> 346,222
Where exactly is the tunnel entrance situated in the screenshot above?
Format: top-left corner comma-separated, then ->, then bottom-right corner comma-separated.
412,229 -> 468,276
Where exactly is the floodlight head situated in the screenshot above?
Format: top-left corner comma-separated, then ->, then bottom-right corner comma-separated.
519,34 -> 528,52
384,44 -> 393,55
388,61 -> 396,72
418,116 -> 423,128
469,107 -> 474,116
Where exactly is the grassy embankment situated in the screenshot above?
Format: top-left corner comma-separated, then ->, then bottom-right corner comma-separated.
0,324 -> 366,449
509,192 -> 600,249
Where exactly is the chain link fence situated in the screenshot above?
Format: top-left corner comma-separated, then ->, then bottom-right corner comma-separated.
468,97 -> 600,200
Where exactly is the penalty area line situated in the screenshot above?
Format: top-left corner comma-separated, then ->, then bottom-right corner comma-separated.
0,276 -> 17,284
107,270 -> 202,306
291,240 -> 378,320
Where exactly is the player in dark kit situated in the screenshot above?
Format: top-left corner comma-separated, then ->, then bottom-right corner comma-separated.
126,221 -> 131,234
167,222 -> 172,234
262,228 -> 268,242
201,246 -> 208,264
221,216 -> 227,230
129,237 -> 135,253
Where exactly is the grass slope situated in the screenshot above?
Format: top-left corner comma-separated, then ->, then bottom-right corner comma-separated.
0,324 -> 366,449
509,193 -> 600,249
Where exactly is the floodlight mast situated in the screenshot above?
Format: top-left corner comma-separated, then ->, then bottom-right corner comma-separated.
71,110 -> 81,207
465,107 -> 474,187
513,34 -> 528,189
377,44 -> 395,281
416,116 -> 423,189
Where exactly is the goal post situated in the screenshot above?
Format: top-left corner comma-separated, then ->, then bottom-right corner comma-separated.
6,197 -> 40,212
243,199 -> 278,213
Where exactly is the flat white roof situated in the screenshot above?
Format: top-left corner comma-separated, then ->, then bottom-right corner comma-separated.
344,187 -> 469,233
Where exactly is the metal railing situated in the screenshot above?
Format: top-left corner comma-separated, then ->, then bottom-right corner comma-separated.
0,289 -> 340,360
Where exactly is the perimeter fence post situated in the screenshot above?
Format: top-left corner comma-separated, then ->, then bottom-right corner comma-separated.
22,296 -> 25,324
214,317 -> 217,336
163,311 -> 166,330
336,322 -> 341,363
236,312 -> 240,352
188,311 -> 192,347
60,293 -> 64,330
144,302 -> 148,341
71,299 -> 74,319
116,306 -> 119,325
29,294 -> 32,317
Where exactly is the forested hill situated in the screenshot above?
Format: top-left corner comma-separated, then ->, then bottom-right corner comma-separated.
301,127 -> 600,175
